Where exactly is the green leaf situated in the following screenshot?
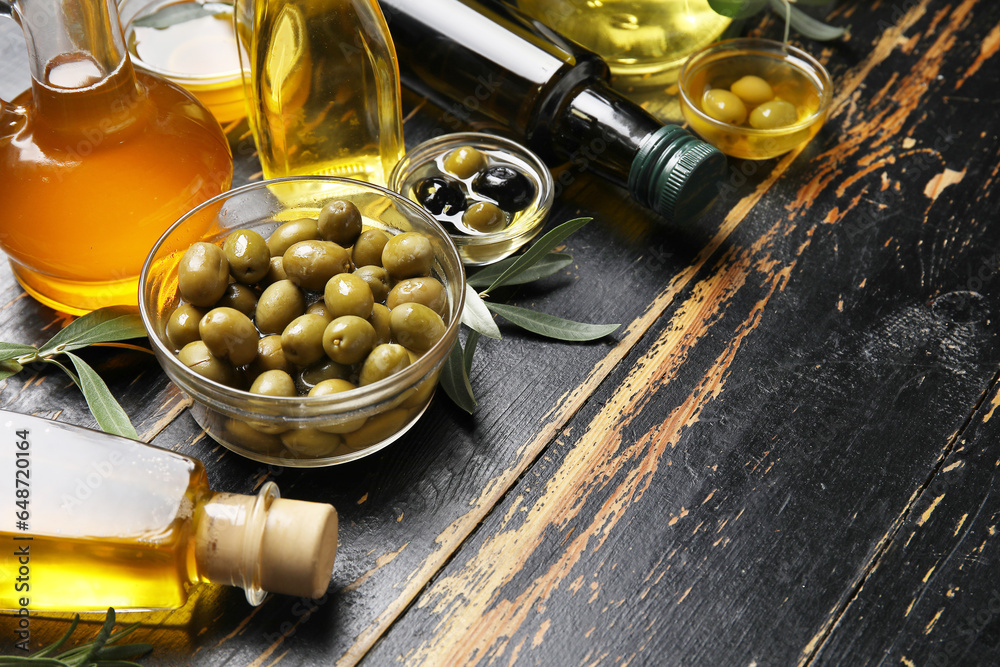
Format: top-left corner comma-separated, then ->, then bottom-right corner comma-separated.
62,353 -> 138,439
708,0 -> 768,19
774,0 -> 846,40
0,342 -> 38,362
485,303 -> 620,342
93,644 -> 154,661
486,218 -> 592,293
467,253 -> 574,289
0,658 -> 70,665
40,307 -> 147,357
440,338 -> 477,413
463,330 -> 480,377
461,284 -> 502,340
0,359 -> 23,381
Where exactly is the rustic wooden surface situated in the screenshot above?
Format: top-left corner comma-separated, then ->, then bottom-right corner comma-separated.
3,0 -> 1000,665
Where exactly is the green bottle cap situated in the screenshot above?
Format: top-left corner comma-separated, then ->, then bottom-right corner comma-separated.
628,125 -> 727,223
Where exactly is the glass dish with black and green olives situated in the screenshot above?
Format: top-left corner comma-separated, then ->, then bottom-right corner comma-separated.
389,132 -> 554,266
139,177 -> 466,467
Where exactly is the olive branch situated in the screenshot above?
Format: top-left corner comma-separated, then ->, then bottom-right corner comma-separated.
0,306 -> 147,439
441,217 -> 621,413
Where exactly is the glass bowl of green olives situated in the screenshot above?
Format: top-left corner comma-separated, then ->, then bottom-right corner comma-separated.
139,177 -> 466,467
388,132 -> 554,266
678,38 -> 833,160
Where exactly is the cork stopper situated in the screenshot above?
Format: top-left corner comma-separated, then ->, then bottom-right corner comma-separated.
194,483 -> 338,603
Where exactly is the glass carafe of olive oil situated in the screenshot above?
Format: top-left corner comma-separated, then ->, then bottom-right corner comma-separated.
0,411 -> 338,612
234,0 -> 405,185
0,0 -> 233,315
513,0 -> 730,84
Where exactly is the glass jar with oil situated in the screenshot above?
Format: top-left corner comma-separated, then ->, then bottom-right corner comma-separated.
0,410 -> 338,612
119,0 -> 246,124
234,0 -> 405,185
679,38 -> 833,160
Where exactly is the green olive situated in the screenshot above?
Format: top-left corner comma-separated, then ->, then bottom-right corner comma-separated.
165,303 -> 205,350
359,343 -> 411,386
199,307 -> 259,367
462,201 -> 507,233
389,302 -> 446,353
386,277 -> 447,316
267,217 -> 319,257
250,369 -> 297,396
701,88 -> 748,125
324,272 -> 375,319
443,145 -> 487,179
323,315 -> 378,365
749,99 -> 799,129
730,75 -> 774,106
223,229 -> 270,284
353,265 -> 391,303
382,232 -> 434,280
341,407 -> 413,450
281,313 -> 329,367
178,340 -> 233,384
300,359 -> 352,388
253,335 -> 291,375
306,299 -> 333,322
369,303 -> 391,344
352,229 -> 390,267
255,279 -> 306,335
318,199 -> 363,247
265,256 -> 288,283
280,428 -> 343,458
282,240 -> 352,292
224,419 -> 283,455
216,282 -> 258,317
309,379 -> 367,434
178,242 -> 230,307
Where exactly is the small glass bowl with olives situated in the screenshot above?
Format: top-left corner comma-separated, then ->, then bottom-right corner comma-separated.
678,38 -> 833,160
389,132 -> 554,266
139,177 -> 466,467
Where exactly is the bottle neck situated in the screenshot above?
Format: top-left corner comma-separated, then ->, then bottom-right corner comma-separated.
11,0 -> 143,133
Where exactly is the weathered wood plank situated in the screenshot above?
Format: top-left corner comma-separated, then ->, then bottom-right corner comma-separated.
361,1 -> 1000,664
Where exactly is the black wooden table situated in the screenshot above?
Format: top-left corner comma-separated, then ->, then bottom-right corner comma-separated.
3,1 -> 1000,665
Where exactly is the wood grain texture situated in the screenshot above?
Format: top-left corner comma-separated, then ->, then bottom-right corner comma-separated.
1,0 -> 998,665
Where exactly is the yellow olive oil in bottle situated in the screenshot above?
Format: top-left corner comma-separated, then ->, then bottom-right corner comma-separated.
235,0 -> 405,185
0,411 -> 338,612
513,0 -> 730,83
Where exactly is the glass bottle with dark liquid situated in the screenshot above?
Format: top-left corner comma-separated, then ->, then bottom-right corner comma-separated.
378,0 -> 726,223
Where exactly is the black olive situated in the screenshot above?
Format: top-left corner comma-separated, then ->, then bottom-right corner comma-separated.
471,165 -> 535,212
414,177 -> 467,216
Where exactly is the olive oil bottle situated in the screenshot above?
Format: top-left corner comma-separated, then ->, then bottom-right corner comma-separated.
235,0 -> 405,185
0,411 -> 338,612
378,0 -> 727,223
513,0 -> 730,83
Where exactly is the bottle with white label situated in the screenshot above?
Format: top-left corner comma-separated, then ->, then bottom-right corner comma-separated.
0,411 -> 338,612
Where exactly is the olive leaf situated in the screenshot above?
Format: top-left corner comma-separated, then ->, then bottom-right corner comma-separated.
131,1 -> 230,29
466,252 -> 573,289
461,284 -> 502,340
484,303 -> 620,342
0,307 -> 148,439
441,216 -> 620,413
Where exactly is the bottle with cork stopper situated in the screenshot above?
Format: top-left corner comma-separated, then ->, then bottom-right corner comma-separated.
0,411 -> 338,611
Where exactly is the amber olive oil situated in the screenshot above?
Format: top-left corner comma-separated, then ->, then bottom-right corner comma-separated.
235,0 -> 404,185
